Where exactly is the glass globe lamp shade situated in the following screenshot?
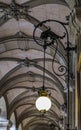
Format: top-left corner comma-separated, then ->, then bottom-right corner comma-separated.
36,96 -> 51,111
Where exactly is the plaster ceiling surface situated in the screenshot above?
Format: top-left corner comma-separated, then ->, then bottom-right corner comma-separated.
0,0 -> 75,130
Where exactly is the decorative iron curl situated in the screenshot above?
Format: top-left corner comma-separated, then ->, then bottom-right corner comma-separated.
52,39 -> 67,77
52,64 -> 67,77
33,19 -> 69,77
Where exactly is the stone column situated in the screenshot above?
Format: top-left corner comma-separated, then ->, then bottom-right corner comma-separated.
69,5 -> 81,130
7,121 -> 12,130
76,71 -> 81,130
76,6 -> 81,130
0,118 -> 9,130
75,6 -> 81,130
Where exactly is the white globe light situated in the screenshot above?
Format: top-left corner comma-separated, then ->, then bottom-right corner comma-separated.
36,96 -> 51,111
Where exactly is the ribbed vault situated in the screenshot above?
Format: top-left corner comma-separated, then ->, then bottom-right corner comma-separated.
0,0 -> 76,130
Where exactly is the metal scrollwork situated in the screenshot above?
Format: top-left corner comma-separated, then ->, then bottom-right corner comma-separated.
33,19 -> 69,77
54,65 -> 67,76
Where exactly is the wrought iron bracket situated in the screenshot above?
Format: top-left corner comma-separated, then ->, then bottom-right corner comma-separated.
65,45 -> 77,52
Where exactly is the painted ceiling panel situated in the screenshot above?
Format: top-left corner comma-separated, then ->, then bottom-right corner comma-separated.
0,0 -> 11,4
29,4 -> 70,22
0,19 -> 41,38
16,104 -> 32,117
6,88 -> 27,104
16,0 -> 30,4
0,61 -> 18,79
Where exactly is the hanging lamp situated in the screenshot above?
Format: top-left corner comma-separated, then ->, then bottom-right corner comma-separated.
35,42 -> 51,112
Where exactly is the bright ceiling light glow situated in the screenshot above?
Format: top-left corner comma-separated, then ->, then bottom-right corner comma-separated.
36,96 -> 51,111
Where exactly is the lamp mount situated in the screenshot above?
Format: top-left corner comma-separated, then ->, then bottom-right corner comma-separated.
65,45 -> 77,52
33,19 -> 71,129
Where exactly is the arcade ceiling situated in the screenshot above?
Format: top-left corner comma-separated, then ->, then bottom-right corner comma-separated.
0,0 -> 79,130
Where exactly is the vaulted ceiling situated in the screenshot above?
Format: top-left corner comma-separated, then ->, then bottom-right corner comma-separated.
0,0 -> 78,130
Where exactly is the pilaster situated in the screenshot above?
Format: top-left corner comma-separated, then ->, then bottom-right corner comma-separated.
74,5 -> 81,130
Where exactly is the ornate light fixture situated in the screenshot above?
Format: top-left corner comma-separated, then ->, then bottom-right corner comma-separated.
34,28 -> 52,112
33,19 -> 76,129
33,20 -> 67,113
36,90 -> 51,112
